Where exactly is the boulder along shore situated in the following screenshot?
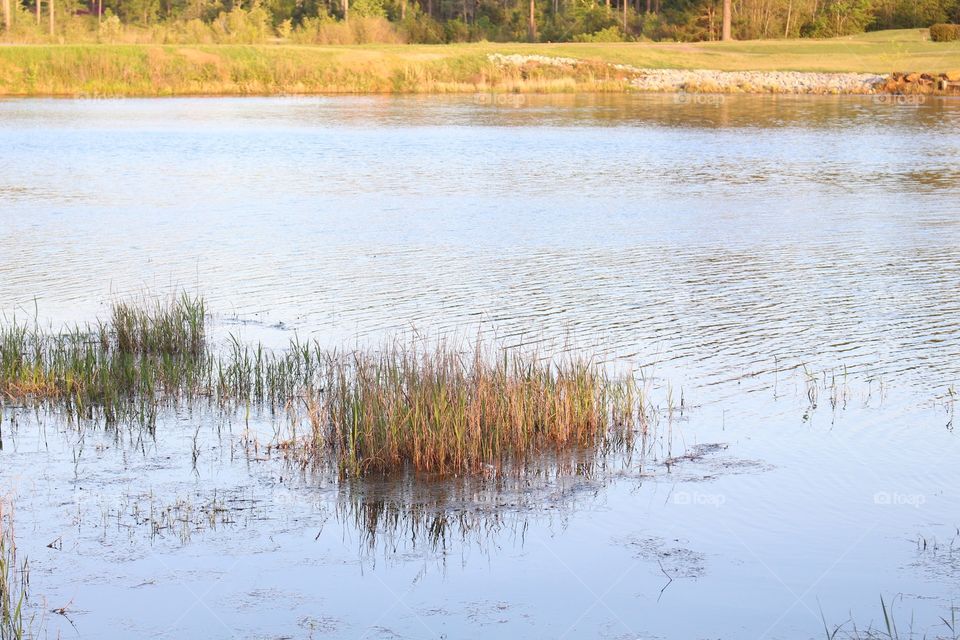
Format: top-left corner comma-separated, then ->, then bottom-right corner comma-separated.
488,54 -> 960,96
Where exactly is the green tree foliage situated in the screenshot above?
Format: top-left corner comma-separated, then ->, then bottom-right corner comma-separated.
3,0 -> 959,42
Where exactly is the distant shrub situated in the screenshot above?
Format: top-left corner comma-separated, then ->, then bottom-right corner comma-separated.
444,18 -> 470,42
351,16 -> 403,43
290,14 -> 331,43
351,0 -> 387,19
98,14 -> 123,42
291,14 -> 402,44
211,4 -> 270,43
930,23 -> 960,41
178,18 -> 216,43
399,11 -> 444,43
574,26 -> 625,42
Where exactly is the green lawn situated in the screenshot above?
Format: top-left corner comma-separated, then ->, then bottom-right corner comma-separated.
450,29 -> 960,73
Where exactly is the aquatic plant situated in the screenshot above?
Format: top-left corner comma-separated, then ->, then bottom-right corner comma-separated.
0,294 -> 210,425
215,335 -> 324,406
110,293 -> 205,358
318,339 -> 641,476
823,596 -> 960,640
1,294 -> 653,477
111,490 -> 256,544
0,499 -> 27,640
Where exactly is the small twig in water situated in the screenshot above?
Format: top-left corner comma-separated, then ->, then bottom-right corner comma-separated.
657,558 -> 674,602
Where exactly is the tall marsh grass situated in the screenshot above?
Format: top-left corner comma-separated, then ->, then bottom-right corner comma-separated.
0,294 -> 210,424
0,44 -> 628,97
320,340 -> 640,476
111,293 -> 205,357
1,294 -> 650,477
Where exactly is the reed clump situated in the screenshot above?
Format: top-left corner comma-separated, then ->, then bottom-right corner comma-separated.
2,294 -> 652,478
0,294 -> 210,423
111,293 -> 205,358
290,339 -> 645,477
215,336 -> 323,407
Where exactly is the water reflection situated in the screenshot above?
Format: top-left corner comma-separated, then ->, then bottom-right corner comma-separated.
5,93 -> 960,130
335,476 -> 539,561
0,395 -> 682,560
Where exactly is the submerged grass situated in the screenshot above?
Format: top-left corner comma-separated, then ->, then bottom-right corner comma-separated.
1,294 -> 650,477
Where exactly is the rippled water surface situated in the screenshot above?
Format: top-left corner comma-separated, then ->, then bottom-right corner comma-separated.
2,94 -> 960,639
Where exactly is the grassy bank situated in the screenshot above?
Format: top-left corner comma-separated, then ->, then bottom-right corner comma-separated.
0,29 -> 956,96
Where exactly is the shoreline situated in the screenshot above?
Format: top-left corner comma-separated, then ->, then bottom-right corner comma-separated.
488,54 -> 889,95
1,75 -> 957,97
0,38 -> 957,98
2,76 -> 957,98
3,85 -> 957,99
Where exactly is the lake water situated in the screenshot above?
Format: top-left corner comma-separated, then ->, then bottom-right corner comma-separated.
2,94 -> 960,639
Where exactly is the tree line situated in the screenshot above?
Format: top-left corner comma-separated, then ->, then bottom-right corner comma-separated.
1,0 -> 958,43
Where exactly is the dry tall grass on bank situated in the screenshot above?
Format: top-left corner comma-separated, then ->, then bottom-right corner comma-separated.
0,30 -> 955,96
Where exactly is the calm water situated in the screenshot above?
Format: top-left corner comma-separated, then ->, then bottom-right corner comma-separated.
2,94 -> 960,639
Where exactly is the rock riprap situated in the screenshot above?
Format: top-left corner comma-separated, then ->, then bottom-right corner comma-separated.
487,54 -> 891,95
